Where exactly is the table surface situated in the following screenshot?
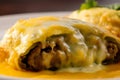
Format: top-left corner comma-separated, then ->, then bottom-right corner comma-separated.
0,0 -> 119,15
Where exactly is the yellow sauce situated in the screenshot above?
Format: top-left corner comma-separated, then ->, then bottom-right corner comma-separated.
0,62 -> 120,79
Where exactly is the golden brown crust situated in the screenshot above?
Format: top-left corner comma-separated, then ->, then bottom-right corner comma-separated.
0,47 -> 9,62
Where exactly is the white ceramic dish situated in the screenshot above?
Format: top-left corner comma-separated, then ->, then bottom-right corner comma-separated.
0,12 -> 120,80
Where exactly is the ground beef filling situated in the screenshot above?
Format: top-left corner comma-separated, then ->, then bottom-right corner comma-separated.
102,40 -> 120,65
18,36 -> 70,71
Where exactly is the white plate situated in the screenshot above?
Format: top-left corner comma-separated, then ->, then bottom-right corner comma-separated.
0,12 -> 119,80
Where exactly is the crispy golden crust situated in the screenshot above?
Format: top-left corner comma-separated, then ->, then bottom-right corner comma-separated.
0,47 -> 9,62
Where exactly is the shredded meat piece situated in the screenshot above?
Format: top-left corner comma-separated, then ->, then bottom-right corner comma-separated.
102,37 -> 120,65
18,42 -> 43,71
18,36 -> 70,71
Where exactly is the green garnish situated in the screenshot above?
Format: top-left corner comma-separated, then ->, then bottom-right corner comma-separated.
79,0 -> 120,10
80,0 -> 98,10
108,3 -> 120,10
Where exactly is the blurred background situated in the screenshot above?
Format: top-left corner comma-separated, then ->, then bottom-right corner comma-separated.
0,0 -> 119,15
